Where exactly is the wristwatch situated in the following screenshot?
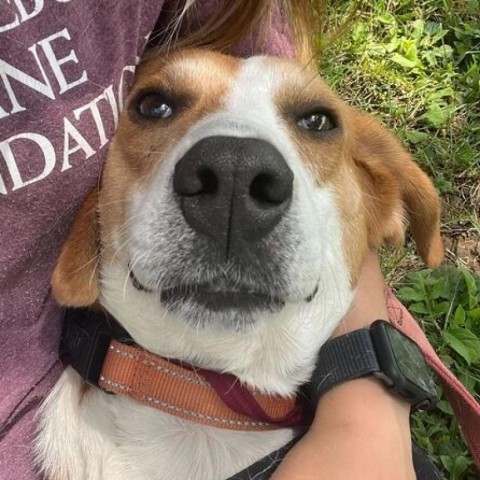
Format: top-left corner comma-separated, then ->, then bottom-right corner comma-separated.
311,320 -> 438,410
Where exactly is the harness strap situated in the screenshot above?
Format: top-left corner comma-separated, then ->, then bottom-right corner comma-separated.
61,308 -> 310,432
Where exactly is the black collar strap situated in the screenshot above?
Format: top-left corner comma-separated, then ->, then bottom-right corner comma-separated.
60,308 -> 133,386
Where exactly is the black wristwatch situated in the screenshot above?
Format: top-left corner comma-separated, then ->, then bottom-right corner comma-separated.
311,320 -> 438,411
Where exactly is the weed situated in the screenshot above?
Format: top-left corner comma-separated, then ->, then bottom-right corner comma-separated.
320,0 -> 480,210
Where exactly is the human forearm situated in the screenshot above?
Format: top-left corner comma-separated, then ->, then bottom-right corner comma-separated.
272,251 -> 414,480
273,377 -> 413,480
332,250 -> 389,336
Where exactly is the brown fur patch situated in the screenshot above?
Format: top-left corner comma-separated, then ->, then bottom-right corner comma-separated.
78,382 -> 93,403
273,62 -> 442,280
52,50 -> 239,305
349,109 -> 443,267
51,188 -> 100,306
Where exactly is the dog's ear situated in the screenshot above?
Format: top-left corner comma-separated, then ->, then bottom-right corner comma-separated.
351,110 -> 443,267
51,188 -> 100,306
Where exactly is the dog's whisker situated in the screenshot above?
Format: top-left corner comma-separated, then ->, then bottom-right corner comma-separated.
122,251 -> 148,299
88,255 -> 102,291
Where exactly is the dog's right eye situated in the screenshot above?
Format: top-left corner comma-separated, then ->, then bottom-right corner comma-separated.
297,112 -> 336,133
136,93 -> 174,119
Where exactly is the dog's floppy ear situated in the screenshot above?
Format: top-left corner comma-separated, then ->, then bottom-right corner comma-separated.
351,110 -> 443,267
51,188 -> 100,306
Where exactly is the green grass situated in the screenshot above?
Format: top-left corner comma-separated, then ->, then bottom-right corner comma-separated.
320,0 -> 479,208
399,267 -> 480,479
319,1 -> 480,478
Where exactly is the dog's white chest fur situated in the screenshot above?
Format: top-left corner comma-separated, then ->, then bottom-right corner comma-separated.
37,368 -> 296,480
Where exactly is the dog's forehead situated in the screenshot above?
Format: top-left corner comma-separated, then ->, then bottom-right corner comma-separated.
225,56 -> 296,114
137,50 -> 325,108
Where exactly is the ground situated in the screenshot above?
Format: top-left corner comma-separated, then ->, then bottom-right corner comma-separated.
319,1 -> 479,478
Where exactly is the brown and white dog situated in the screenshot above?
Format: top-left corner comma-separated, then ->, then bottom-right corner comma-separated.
36,49 -> 443,480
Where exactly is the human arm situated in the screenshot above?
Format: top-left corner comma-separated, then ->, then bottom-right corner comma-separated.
272,252 -> 415,480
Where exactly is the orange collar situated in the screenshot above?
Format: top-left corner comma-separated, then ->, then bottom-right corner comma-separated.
61,309 -> 309,431
99,340 -> 307,431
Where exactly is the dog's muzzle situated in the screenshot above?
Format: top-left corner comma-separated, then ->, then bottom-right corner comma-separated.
128,136 -> 303,321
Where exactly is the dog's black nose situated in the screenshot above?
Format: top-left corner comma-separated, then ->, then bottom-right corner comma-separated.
173,136 -> 293,252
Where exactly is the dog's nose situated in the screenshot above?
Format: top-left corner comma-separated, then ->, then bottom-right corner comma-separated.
173,136 -> 293,250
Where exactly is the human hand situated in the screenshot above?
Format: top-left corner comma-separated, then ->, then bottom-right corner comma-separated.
271,251 -> 415,480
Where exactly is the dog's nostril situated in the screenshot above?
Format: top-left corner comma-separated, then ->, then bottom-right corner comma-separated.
250,173 -> 292,205
198,167 -> 218,195
174,165 -> 218,197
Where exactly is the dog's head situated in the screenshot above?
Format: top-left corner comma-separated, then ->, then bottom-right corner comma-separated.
52,49 -> 442,394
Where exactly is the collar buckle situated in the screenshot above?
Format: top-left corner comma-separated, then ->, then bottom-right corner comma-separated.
60,308 -> 132,386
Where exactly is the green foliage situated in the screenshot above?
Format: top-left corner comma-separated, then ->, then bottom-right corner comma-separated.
320,0 -> 480,199
398,267 -> 480,370
398,267 -> 480,479
319,2 -> 480,478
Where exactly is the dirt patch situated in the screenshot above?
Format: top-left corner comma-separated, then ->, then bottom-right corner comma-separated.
386,224 -> 480,288
442,224 -> 480,274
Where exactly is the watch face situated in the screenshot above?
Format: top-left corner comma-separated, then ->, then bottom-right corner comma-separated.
384,325 -> 437,397
370,321 -> 438,409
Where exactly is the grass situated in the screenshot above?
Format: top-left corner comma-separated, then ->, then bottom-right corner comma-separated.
399,266 -> 480,479
318,1 -> 480,478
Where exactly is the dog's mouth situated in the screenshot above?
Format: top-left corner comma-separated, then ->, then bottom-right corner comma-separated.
129,269 -> 288,312
130,268 -> 319,316
162,285 -> 285,312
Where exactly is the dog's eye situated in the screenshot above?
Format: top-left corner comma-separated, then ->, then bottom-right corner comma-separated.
297,112 -> 335,132
137,93 -> 173,119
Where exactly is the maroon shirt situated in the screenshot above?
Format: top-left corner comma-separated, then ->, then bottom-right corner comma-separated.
0,2 -> 293,478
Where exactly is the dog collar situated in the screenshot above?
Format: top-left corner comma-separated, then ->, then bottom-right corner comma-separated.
60,308 -> 310,431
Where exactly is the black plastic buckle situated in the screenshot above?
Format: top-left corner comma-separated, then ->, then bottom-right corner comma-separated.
60,308 -> 133,386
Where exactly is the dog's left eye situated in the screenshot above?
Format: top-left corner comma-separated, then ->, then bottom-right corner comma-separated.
137,93 -> 173,119
297,112 -> 335,132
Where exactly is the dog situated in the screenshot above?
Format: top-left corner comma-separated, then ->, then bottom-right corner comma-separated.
36,48 -> 443,480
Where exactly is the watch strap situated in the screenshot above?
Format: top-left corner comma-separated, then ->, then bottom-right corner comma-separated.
310,329 -> 380,404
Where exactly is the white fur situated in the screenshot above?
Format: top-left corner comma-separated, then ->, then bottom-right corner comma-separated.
37,368 -> 296,480
37,56 -> 354,480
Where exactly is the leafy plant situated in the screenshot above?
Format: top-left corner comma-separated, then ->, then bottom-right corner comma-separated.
398,266 -> 480,479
